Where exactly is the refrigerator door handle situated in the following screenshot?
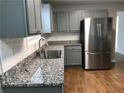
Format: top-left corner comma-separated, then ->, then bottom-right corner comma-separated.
97,24 -> 100,38
97,24 -> 101,48
97,24 -> 102,38
99,24 -> 102,38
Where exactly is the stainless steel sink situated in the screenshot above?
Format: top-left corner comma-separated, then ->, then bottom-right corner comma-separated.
40,50 -> 62,59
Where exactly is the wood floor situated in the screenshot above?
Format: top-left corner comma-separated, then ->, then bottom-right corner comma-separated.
64,63 -> 124,93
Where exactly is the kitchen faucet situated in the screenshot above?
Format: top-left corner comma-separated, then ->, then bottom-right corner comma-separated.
39,37 -> 49,50
38,37 -> 49,58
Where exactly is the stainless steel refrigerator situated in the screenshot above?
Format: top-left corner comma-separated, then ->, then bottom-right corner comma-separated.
81,17 -> 113,69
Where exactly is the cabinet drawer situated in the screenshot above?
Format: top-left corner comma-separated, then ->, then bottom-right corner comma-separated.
65,45 -> 82,50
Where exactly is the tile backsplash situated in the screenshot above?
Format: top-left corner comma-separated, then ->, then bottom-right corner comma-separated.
0,38 -> 26,61
0,35 -> 45,73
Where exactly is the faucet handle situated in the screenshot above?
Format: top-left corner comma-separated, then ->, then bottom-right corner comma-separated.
40,37 -> 46,40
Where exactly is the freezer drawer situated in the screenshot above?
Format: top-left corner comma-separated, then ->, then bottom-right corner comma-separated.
101,52 -> 112,69
85,52 -> 101,69
85,52 -> 111,69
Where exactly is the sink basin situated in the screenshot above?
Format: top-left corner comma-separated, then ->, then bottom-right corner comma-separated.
40,50 -> 62,59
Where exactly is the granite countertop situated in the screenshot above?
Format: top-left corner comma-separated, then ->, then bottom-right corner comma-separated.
1,45 -> 64,88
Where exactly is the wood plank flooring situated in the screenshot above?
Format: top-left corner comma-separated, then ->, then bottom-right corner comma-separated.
64,63 -> 124,93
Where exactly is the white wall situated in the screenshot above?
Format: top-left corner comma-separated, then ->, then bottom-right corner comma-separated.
0,35 -> 46,73
116,12 -> 124,55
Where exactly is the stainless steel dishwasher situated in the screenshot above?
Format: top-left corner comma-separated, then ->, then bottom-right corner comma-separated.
64,45 -> 82,66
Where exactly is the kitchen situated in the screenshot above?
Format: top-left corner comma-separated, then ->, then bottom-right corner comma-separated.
1,0 -> 124,93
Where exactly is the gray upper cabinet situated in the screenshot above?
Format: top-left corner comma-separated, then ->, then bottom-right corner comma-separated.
26,0 -> 36,34
56,12 -> 69,32
41,4 -> 53,33
34,0 -> 42,33
0,1 -> 1,38
55,10 -> 108,33
50,8 -> 54,32
69,11 -> 82,32
82,10 -> 108,19
56,11 -> 81,32
1,0 -> 42,38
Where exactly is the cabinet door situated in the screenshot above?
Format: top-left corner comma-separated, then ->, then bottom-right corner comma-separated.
69,11 -> 82,31
65,45 -> 82,66
56,12 -> 69,32
34,0 -> 42,33
26,0 -> 36,34
1,0 -> 27,38
66,49 -> 82,65
50,8 -> 54,32
41,4 -> 51,33
0,1 -> 1,38
82,10 -> 108,19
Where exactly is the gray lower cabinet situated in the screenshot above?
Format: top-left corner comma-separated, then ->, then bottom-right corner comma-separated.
1,0 -> 42,38
0,84 -> 3,93
64,45 -> 82,66
2,86 -> 63,93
